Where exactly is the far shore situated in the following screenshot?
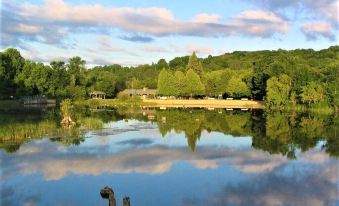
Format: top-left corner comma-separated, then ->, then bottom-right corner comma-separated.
143,99 -> 265,109
0,99 -> 265,109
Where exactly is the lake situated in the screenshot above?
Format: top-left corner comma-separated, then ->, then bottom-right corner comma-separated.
1,106 -> 338,206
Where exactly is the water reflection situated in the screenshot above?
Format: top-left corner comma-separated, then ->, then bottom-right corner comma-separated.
182,160 -> 338,206
1,127 -> 338,205
0,107 -> 337,158
0,106 -> 338,205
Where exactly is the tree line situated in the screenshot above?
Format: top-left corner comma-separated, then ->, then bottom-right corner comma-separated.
157,52 -> 252,98
157,48 -> 338,111
0,46 -> 338,109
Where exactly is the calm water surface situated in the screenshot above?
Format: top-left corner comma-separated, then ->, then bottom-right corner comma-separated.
1,107 -> 338,206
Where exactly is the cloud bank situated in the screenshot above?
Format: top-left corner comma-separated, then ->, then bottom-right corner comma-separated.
2,0 -> 290,47
1,0 -> 337,65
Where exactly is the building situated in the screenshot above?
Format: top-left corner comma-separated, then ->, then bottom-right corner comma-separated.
89,91 -> 106,99
121,88 -> 156,99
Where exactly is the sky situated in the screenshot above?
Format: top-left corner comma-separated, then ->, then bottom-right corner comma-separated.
1,0 -> 338,66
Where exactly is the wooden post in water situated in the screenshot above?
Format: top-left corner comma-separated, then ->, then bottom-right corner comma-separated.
123,197 -> 131,206
100,186 -> 116,206
100,186 -> 131,206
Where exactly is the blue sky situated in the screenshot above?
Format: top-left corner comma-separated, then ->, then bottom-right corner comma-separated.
1,0 -> 338,66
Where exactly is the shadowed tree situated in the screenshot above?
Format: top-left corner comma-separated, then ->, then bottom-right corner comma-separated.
156,58 -> 169,70
0,48 -> 25,97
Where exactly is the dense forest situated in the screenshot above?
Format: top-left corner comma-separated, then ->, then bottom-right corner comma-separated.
0,46 -> 338,109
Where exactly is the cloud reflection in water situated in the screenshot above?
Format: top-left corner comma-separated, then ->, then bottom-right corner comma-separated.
1,120 -> 338,206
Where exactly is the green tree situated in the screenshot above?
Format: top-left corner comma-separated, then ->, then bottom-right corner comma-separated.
67,86 -> 86,99
266,74 -> 292,106
16,61 -> 52,95
204,71 -> 221,97
300,82 -> 325,106
157,69 -> 176,96
326,81 -> 339,110
322,63 -> 339,109
67,56 -> 86,86
48,61 -> 70,97
96,74 -> 116,97
156,59 -> 169,70
227,77 -> 250,98
169,56 -> 189,70
174,70 -> 186,96
0,48 -> 25,97
187,52 -> 203,77
204,70 -> 233,97
185,69 -> 205,97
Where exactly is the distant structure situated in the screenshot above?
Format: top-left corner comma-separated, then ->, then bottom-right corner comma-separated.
121,87 -> 156,99
89,91 -> 106,99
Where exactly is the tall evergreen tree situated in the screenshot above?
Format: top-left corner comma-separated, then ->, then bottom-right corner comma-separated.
187,52 -> 204,77
185,69 -> 205,97
174,70 -> 186,96
157,68 -> 176,96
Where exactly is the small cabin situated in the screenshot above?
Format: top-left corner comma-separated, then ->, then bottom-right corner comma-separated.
89,91 -> 106,99
121,88 -> 156,99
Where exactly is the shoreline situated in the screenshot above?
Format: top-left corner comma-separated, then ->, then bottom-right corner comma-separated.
142,99 -> 265,109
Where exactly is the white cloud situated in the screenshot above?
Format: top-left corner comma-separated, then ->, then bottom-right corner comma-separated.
193,13 -> 220,23
2,0 -> 290,48
303,0 -> 339,25
301,21 -> 336,41
231,10 -> 289,36
245,0 -> 339,25
244,0 -> 338,41
15,23 -> 43,34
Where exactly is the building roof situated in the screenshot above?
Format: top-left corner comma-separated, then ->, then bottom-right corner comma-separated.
121,88 -> 156,95
89,91 -> 106,95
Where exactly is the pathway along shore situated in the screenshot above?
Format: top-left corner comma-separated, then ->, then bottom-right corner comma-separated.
143,99 -> 265,109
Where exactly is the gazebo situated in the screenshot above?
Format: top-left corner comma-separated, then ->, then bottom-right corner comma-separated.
89,91 -> 106,99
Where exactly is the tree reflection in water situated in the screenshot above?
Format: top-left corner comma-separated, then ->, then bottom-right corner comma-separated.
0,106 -> 337,158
